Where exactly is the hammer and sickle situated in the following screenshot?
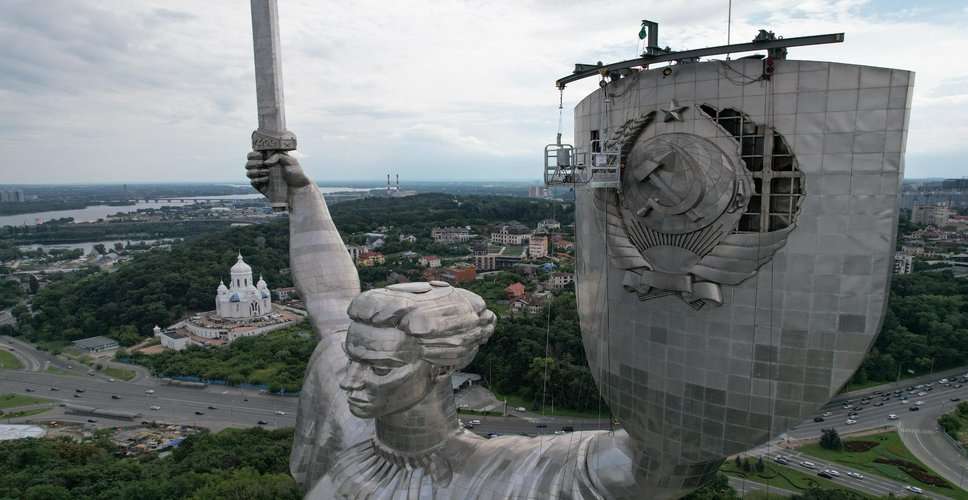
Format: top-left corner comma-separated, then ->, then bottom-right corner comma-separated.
631,149 -> 704,221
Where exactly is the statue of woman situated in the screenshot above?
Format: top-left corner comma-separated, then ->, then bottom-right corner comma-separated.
246,152 -> 689,500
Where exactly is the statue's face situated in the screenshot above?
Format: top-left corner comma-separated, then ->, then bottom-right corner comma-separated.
340,320 -> 432,418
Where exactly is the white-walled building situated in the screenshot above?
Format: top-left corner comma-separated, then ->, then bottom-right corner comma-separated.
894,252 -> 913,275
215,254 -> 272,319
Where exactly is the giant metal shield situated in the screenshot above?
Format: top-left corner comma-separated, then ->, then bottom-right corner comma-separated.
575,59 -> 913,494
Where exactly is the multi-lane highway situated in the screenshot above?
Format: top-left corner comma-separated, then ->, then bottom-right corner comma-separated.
0,370 -> 298,430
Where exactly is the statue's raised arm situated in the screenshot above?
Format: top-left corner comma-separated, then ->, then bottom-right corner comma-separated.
246,152 -> 371,485
246,151 -> 360,337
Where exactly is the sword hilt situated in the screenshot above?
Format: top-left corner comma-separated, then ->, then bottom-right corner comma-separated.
252,130 -> 297,212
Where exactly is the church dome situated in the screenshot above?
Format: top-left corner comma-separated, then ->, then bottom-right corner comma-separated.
217,280 -> 228,294
256,275 -> 268,289
231,253 -> 252,274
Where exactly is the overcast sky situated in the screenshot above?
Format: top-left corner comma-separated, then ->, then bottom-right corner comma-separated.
0,0 -> 965,184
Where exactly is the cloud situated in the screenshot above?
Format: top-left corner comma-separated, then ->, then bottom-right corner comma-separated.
0,0 -> 965,183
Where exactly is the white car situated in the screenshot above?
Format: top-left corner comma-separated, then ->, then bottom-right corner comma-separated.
108,378 -> 116,382
515,407 -> 526,412
901,399 -> 910,404
940,378 -> 949,384
149,405 -> 161,410
470,419 -> 482,425
145,389 -> 155,394
553,430 -> 565,435
275,410 -> 286,415
846,471 -> 864,479
888,414 -> 899,420
846,419 -> 857,425
800,461 -> 816,469
917,391 -> 927,397
906,485 -> 924,494
827,469 -> 841,477
915,400 -> 925,406
822,411 -> 832,417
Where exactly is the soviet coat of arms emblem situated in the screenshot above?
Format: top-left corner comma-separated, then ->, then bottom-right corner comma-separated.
600,100 -> 803,309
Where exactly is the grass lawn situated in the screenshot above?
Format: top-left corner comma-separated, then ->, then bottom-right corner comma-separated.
721,460 -> 871,498
840,379 -> 887,394
2,407 -> 51,419
799,431 -> 968,499
490,390 -> 609,420
740,491 -> 789,499
102,365 -> 135,381
0,393 -> 50,409
0,350 -> 23,370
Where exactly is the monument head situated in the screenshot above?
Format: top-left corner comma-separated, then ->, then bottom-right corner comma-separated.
339,282 -> 496,419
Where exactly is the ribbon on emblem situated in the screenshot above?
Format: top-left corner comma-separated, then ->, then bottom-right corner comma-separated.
622,269 -> 723,310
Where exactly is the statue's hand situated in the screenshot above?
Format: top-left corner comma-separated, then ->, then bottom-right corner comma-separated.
245,151 -> 311,198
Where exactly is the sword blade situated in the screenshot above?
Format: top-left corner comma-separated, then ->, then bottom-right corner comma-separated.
251,0 -> 286,133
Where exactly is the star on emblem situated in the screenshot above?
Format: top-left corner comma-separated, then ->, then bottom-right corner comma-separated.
660,100 -> 689,122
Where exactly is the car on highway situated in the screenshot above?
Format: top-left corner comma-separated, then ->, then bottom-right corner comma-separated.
75,389 -> 84,393
822,411 -> 832,417
561,426 -> 574,432
258,420 -> 268,425
49,387 -> 58,391
817,470 -> 834,479
774,455 -> 790,465
826,469 -> 840,477
207,406 -> 217,410
917,391 -> 927,396
799,461 -> 816,469
846,419 -> 857,425
149,405 -> 161,410
535,423 -> 547,428
111,395 -> 121,400
814,417 -> 824,422
486,432 -> 499,439
87,418 -> 97,423
873,402 -> 884,407
108,378 -> 115,382
276,410 -> 287,416
145,389 -> 155,394
901,399 -> 909,404
888,414 -> 898,420
553,430 -> 565,435
905,485 -> 924,494
909,406 -> 920,411
194,411 -> 204,415
24,388 -> 33,392
915,400 -> 924,405
941,378 -> 949,384
952,397 -> 962,402
73,394 -> 81,398
469,419 -> 481,425
845,471 -> 864,479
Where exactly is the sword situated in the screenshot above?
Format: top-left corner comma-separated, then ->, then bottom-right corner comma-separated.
250,0 -> 296,212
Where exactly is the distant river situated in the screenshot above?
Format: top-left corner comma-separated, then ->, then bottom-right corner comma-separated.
0,187 -> 368,227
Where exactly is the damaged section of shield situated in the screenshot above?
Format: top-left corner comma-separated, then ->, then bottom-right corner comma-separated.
574,57 -> 913,493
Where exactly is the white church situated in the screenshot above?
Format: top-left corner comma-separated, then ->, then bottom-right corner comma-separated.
216,253 -> 272,319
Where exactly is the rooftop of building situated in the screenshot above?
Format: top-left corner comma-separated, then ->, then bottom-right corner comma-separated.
71,336 -> 118,349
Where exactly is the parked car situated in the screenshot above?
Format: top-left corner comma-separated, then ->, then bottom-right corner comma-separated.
515,407 -> 526,412
561,426 -> 574,432
814,417 -> 825,422
469,419 -> 481,425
